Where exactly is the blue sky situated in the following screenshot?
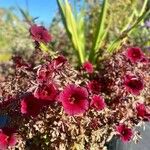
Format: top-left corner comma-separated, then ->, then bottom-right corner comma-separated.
0,0 -> 58,26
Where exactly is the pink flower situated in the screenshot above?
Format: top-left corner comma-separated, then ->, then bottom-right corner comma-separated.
125,47 -> 144,63
59,84 -> 89,115
116,124 -> 133,143
29,24 -> 52,43
124,74 -> 144,95
37,62 -> 53,83
52,55 -> 67,70
21,94 -> 43,117
87,80 -> 101,94
0,128 -> 17,150
90,95 -> 106,110
83,61 -> 94,74
136,103 -> 150,121
34,83 -> 57,101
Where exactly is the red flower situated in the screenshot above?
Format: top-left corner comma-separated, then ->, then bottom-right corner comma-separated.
125,47 -> 144,63
52,55 -> 67,70
87,80 -> 101,94
116,124 -> 133,143
136,103 -> 150,121
124,74 -> 144,95
29,24 -> 52,43
59,84 -> 89,115
21,94 -> 43,117
37,62 -> 54,83
34,83 -> 57,101
0,128 -> 17,150
83,61 -> 94,74
90,95 -> 106,110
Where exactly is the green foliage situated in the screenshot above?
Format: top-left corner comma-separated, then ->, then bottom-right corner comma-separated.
57,0 -> 86,64
108,10 -> 150,53
1,1 -> 148,64
107,0 -> 150,53
89,0 -> 108,62
0,8 -> 34,62
56,0 -> 149,65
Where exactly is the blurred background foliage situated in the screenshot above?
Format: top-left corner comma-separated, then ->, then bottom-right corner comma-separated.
0,0 -> 150,63
0,7 -> 34,62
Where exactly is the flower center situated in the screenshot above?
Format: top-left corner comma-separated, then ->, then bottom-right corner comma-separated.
95,101 -> 100,108
70,96 -> 78,104
69,94 -> 80,104
132,52 -> 140,58
128,78 -> 139,88
121,130 -> 126,136
43,90 -> 48,96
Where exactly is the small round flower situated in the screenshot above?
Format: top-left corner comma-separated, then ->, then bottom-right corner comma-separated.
125,47 -> 144,63
29,24 -> 52,43
21,94 -> 43,117
34,83 -> 57,101
116,124 -> 133,143
59,84 -> 89,116
87,80 -> 101,94
0,128 -> 17,150
90,95 -> 106,111
124,74 -> 144,95
136,103 -> 150,121
83,61 -> 94,74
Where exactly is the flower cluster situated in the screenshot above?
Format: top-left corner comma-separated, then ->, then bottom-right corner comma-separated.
0,24 -> 149,150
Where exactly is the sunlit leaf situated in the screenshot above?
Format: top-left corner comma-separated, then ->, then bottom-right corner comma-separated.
57,0 -> 85,64
89,0 -> 108,62
0,53 -> 12,62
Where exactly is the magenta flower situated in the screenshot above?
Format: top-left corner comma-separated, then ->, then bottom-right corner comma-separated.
59,84 -> 89,115
21,94 -> 43,117
52,55 -> 67,69
125,47 -> 144,63
34,83 -> 57,101
124,74 -> 144,95
116,124 -> 133,143
29,24 -> 52,43
87,80 -> 101,94
83,61 -> 94,74
90,95 -> 106,111
136,103 -> 150,121
0,128 -> 17,150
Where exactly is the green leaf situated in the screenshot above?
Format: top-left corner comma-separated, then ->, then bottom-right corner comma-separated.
57,0 -> 85,64
0,53 -> 11,62
40,43 -> 56,56
40,43 -> 49,53
89,0 -> 108,62
139,0 -> 148,16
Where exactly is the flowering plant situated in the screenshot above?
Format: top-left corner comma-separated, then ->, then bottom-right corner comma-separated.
0,1 -> 150,150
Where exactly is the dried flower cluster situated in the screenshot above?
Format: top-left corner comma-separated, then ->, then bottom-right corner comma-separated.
0,24 -> 149,150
